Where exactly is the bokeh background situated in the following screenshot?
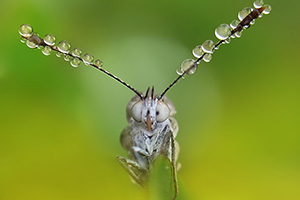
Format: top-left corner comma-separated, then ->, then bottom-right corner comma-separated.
1,0 -> 299,199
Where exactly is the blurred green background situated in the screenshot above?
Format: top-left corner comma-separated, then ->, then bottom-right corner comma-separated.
1,0 -> 299,199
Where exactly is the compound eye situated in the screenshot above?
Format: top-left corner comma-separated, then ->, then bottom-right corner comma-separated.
156,101 -> 170,122
131,101 -> 143,122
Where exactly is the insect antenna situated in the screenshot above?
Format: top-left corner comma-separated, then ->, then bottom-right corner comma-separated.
18,26 -> 143,99
158,3 -> 271,99
143,87 -> 150,99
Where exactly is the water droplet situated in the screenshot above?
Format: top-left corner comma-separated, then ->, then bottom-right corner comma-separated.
225,37 -> 231,44
56,52 -> 63,57
71,48 -> 82,57
235,31 -> 242,38
180,58 -> 197,75
27,34 -> 43,46
42,46 -> 52,56
263,4 -> 271,14
176,68 -> 184,75
203,54 -> 212,62
19,24 -> 33,37
253,0 -> 264,8
70,58 -> 81,67
82,53 -> 94,65
250,19 -> 255,25
20,37 -> 26,43
192,45 -> 204,58
26,40 -> 36,49
94,59 -> 103,68
64,55 -> 71,61
238,7 -> 253,21
215,24 -> 232,40
201,40 -> 214,54
230,20 -> 240,29
57,40 -> 71,54
44,34 -> 56,46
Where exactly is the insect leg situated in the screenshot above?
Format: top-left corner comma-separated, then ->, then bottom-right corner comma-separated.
162,131 -> 178,199
117,155 -> 148,187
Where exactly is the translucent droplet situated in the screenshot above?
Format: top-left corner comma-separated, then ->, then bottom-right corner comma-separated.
44,34 -> 56,46
42,46 -> 52,56
201,40 -> 214,54
94,59 -> 103,68
180,58 -> 197,75
235,31 -> 242,38
57,40 -> 71,54
253,0 -> 264,8
19,24 -> 33,37
176,68 -> 184,75
27,34 -> 43,46
26,39 -> 36,49
71,48 -> 82,57
70,58 -> 81,67
250,19 -> 255,25
56,52 -> 62,57
82,53 -> 94,65
215,24 -> 232,40
263,4 -> 271,14
64,55 -> 71,61
238,7 -> 253,21
230,20 -> 240,29
192,45 -> 204,58
20,37 -> 26,43
225,37 -> 231,44
203,54 -> 212,62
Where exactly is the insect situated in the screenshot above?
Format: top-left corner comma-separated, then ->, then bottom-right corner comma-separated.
18,1 -> 271,199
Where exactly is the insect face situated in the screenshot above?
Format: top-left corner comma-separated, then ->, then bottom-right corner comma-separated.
131,88 -> 170,131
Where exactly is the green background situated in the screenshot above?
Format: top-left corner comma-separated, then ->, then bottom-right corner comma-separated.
1,0 -> 299,199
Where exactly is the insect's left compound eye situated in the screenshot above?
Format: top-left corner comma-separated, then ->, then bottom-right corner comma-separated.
131,101 -> 143,122
156,101 -> 170,122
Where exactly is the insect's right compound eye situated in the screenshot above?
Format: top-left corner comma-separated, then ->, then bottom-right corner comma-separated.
131,101 -> 143,122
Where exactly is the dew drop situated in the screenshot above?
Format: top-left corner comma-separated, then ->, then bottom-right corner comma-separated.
176,68 -> 184,75
26,40 -> 37,49
71,48 -> 82,57
203,54 -> 212,62
57,40 -> 71,54
44,34 -> 56,46
238,7 -> 253,21
56,52 -> 63,57
225,37 -> 231,44
263,4 -> 271,14
94,59 -> 103,68
70,58 -> 81,67
19,24 -> 33,37
28,34 -> 43,46
253,0 -> 264,8
42,46 -> 52,56
215,24 -> 232,40
235,31 -> 242,38
230,20 -> 240,29
192,45 -> 204,58
20,37 -> 26,43
180,58 -> 197,75
201,40 -> 214,54
64,55 -> 71,61
82,53 -> 94,65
